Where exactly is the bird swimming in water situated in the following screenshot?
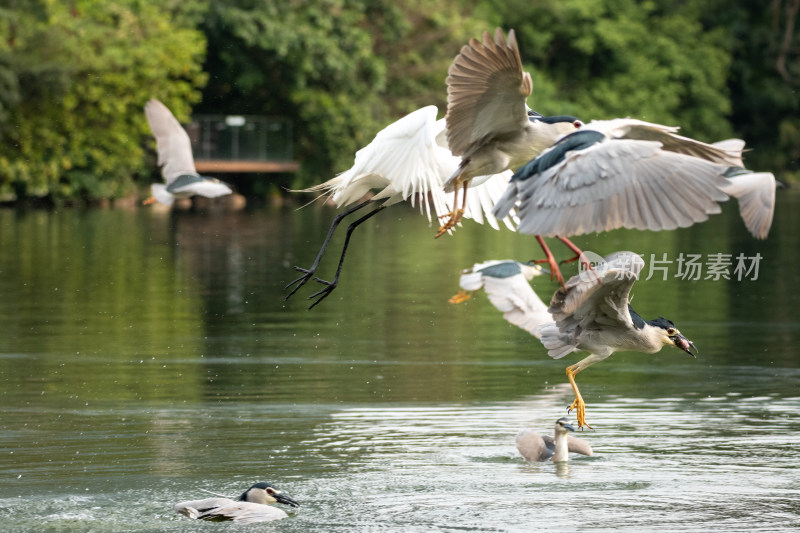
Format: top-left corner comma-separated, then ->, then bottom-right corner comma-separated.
516,417 -> 593,462
538,251 -> 697,429
143,98 -> 233,207
174,482 -> 299,524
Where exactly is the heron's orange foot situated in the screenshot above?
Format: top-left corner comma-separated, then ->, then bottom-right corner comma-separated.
435,209 -> 465,238
448,290 -> 472,304
142,196 -> 157,205
568,398 -> 592,430
535,255 -> 566,287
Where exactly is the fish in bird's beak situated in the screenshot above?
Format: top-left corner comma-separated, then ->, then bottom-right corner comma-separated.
672,333 -> 698,357
275,492 -> 300,508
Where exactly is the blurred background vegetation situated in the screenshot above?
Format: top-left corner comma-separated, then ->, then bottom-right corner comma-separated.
0,0 -> 798,204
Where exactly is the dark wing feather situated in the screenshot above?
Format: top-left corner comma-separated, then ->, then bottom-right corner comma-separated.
445,28 -> 531,157
548,252 -> 645,333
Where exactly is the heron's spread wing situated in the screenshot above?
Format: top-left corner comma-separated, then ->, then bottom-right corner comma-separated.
445,28 -> 531,157
590,118 -> 744,167
461,260 -> 549,338
566,435 -> 593,456
516,429 -> 550,461
549,252 -> 645,333
167,174 -> 233,198
462,170 -> 517,230
510,137 -> 731,237
542,434 -> 593,456
144,99 -> 197,183
719,169 -> 776,239
301,106 -> 458,222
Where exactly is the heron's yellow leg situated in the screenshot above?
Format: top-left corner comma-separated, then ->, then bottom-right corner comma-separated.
448,290 -> 473,304
566,364 -> 592,429
435,183 -> 468,238
142,196 -> 157,205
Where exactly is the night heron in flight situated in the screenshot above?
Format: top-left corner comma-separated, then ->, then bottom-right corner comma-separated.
143,99 -> 233,206
449,259 -> 551,337
538,251 -> 697,429
516,417 -> 593,462
437,27 -> 583,237
492,119 -> 776,285
285,105 -> 517,309
174,482 -> 299,524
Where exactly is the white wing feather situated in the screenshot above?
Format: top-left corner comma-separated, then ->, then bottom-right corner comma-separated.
144,99 -> 197,183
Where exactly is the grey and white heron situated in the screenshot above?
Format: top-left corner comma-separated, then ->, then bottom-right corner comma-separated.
437,27 -> 583,237
449,259 -> 551,338
143,98 -> 233,206
492,118 -> 776,284
285,105 -> 517,309
538,251 -> 697,429
174,482 -> 299,524
516,417 -> 593,462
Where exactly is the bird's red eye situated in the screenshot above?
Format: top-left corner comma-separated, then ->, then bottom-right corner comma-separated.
573,120 -> 583,129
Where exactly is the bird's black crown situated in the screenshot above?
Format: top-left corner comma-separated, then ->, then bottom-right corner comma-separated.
648,317 -> 676,330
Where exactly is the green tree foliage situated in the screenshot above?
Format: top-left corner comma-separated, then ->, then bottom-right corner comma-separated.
198,0 -> 490,184
0,0 -> 797,201
0,0 -> 207,202
486,0 -> 733,141
721,0 -> 800,177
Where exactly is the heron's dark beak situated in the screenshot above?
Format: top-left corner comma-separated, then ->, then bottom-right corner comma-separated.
562,423 -> 576,433
524,261 -> 550,276
275,493 -> 300,507
672,334 -> 698,358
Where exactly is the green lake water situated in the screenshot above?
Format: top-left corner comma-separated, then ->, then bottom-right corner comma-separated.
0,190 -> 798,531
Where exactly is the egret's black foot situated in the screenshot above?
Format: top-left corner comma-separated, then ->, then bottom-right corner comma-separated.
306,277 -> 338,309
284,266 -> 315,300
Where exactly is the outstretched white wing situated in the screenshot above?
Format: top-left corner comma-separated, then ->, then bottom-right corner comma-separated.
458,260 -> 550,337
144,99 -> 197,183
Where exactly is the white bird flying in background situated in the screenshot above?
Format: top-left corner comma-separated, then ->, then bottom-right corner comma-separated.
143,98 -> 233,207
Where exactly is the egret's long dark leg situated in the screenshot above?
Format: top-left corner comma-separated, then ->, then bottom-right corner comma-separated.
284,199 -> 371,300
533,235 -> 567,287
306,205 -> 386,309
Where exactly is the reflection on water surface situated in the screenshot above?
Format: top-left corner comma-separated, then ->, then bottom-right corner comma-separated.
0,192 -> 798,531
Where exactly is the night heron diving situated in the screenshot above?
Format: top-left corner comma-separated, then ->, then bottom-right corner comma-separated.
538,251 -> 697,429
143,99 -> 233,206
437,27 -> 583,237
174,482 -> 299,524
492,119 -> 776,285
285,105 -> 517,309
516,417 -> 593,462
